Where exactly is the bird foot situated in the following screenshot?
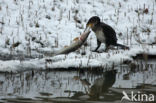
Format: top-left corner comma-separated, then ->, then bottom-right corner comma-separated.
92,50 -> 100,53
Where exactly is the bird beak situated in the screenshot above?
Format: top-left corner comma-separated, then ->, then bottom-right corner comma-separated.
84,23 -> 92,32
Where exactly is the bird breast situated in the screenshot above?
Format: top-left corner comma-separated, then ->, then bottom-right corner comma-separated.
95,30 -> 105,43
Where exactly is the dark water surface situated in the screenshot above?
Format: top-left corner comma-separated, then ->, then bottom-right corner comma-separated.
0,59 -> 156,103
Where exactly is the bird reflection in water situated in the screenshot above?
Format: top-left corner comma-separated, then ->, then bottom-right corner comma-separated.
72,70 -> 117,100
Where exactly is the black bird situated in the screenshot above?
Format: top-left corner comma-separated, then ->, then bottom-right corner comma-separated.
85,16 -> 129,52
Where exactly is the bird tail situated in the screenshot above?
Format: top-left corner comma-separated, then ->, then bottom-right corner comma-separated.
115,43 -> 129,50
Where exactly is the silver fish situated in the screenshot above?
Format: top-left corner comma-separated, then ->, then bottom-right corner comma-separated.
53,30 -> 91,56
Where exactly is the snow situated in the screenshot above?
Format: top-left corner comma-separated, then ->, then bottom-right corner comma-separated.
0,0 -> 156,72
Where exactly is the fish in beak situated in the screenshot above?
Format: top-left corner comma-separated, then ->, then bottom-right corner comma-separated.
84,23 -> 93,32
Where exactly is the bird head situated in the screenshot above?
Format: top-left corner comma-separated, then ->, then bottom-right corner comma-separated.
84,16 -> 100,32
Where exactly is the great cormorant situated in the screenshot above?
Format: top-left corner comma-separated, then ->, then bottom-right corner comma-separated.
85,16 -> 129,52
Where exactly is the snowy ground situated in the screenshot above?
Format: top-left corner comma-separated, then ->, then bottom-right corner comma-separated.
0,0 -> 156,72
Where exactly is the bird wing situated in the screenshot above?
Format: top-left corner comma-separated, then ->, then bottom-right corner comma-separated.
101,23 -> 117,45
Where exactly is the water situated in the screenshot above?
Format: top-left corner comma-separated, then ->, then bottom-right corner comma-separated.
0,59 -> 156,103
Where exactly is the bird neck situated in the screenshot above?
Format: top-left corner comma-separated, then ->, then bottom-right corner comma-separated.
92,22 -> 101,32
